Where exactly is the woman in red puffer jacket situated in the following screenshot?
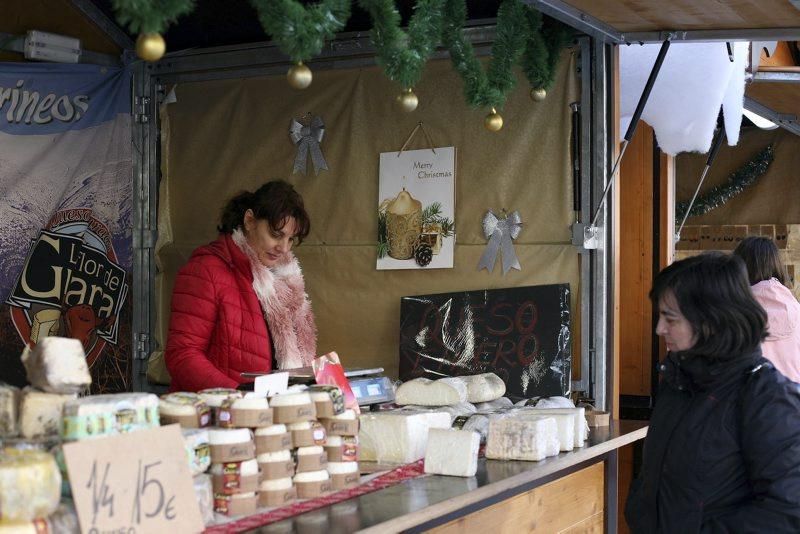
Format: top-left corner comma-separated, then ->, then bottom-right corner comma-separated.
165,180 -> 317,392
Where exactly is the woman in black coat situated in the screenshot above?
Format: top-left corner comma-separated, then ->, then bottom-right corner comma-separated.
625,252 -> 800,533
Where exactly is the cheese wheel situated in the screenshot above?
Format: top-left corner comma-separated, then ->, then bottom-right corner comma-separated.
0,448 -> 61,522
460,373 -> 506,403
269,392 -> 312,406
395,377 -> 467,406
257,449 -> 291,463
326,461 -> 358,475
210,458 -> 259,476
287,421 -> 312,430
255,424 -> 287,436
207,428 -> 252,445
293,469 -> 329,483
198,388 -> 241,407
259,477 -> 293,491
296,445 -> 323,456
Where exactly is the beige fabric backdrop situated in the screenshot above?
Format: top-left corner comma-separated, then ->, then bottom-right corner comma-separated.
149,51 -> 580,383
676,127 -> 800,225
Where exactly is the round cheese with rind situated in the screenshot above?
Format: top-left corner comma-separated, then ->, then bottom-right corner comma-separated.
395,378 -> 467,406
0,448 -> 61,522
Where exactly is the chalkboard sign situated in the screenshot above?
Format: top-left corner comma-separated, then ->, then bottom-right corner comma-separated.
399,284 -> 571,399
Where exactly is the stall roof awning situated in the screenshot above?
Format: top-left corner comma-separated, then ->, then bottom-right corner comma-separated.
531,0 -> 800,42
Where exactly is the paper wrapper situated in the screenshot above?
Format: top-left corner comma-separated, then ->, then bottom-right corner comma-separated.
320,418 -> 359,437
255,432 -> 292,454
330,472 -> 360,491
259,487 -> 297,508
212,466 -> 259,494
217,403 -> 273,428
259,460 -> 295,481
585,410 -> 610,427
291,422 -> 327,448
210,440 -> 256,463
325,437 -> 359,462
296,479 -> 332,499
273,403 -> 316,424
296,452 -> 327,473
160,409 -> 211,429
213,493 -> 257,517
308,385 -> 345,418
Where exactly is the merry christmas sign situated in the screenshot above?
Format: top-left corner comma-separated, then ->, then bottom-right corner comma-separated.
377,147 -> 456,270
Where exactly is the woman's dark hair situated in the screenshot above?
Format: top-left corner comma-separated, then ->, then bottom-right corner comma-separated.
650,252 -> 766,358
218,180 -> 310,243
733,235 -> 789,287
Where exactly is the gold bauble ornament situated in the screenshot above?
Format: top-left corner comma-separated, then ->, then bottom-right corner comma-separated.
484,107 -> 503,132
530,87 -> 547,102
136,33 -> 166,62
287,62 -> 313,89
396,88 -> 419,112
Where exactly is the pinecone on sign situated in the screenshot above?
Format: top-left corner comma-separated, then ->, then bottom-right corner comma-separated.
415,243 -> 433,267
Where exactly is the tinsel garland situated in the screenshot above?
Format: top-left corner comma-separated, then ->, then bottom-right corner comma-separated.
112,0 -> 194,34
441,0 -> 528,108
249,0 -> 351,62
358,0 -> 445,90
675,144 -> 774,221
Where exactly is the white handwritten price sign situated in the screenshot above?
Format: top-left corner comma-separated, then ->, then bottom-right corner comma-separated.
63,424 -> 204,534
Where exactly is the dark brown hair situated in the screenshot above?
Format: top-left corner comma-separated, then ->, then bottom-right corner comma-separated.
217,180 -> 310,243
650,252 -> 766,358
733,236 -> 789,287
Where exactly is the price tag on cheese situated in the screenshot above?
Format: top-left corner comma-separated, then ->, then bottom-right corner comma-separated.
63,424 -> 204,534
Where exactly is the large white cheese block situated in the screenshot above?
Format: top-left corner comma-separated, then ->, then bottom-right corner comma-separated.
513,410 -> 574,451
514,407 -> 588,448
0,383 -> 20,437
358,410 -> 451,463
22,337 -> 91,395
18,388 -> 76,439
474,397 -> 513,412
395,377 -> 467,406
486,415 -> 559,462
460,373 -> 506,403
424,429 -> 480,477
400,402 -> 476,424
0,448 -> 61,522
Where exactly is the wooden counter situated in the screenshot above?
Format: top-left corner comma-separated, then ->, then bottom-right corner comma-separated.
247,420 -> 647,533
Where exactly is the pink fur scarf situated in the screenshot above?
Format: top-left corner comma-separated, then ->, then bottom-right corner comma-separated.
232,229 -> 317,369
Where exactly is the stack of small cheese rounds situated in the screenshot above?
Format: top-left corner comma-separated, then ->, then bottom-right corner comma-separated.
270,389 -> 331,500
198,388 -> 272,518
312,385 -> 360,490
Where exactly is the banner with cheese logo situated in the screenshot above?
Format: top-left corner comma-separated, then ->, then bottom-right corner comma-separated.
0,63 -> 133,393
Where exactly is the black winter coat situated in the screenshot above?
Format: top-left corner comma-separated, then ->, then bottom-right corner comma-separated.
625,349 -> 800,533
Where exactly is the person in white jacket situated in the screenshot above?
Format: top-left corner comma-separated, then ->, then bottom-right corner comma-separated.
734,236 -> 800,383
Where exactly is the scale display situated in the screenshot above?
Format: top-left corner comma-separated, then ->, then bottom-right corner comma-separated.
349,376 -> 394,406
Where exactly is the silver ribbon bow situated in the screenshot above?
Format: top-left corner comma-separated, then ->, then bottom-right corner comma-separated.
289,115 -> 328,175
477,209 -> 523,275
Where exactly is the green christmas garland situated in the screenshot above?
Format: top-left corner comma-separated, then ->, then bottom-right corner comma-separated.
112,0 -> 194,34
357,0 -> 445,90
249,0 -> 351,62
522,15 -> 572,91
441,0 -> 528,109
675,144 -> 774,221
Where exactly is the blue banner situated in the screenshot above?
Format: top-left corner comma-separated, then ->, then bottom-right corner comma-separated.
0,62 -> 133,393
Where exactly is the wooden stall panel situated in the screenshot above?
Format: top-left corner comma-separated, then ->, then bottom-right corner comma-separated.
430,462 -> 604,534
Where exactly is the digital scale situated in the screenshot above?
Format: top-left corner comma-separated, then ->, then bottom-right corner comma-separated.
241,367 -> 395,407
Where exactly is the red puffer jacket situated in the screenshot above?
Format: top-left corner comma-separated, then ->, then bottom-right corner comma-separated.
166,234 -> 274,391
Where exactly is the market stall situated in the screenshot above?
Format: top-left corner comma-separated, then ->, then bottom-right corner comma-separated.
1,0 -> 799,532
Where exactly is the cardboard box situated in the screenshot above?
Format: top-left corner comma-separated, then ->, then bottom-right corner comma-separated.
273,403 -> 316,424
296,479 -> 332,499
255,432 -> 292,454
259,460 -> 295,480
291,422 -> 327,447
296,452 -> 327,473
213,493 -> 257,516
320,418 -> 359,437
210,440 -> 256,463
330,472 -> 360,491
258,486 -> 297,508
217,406 -> 273,428
211,470 -> 259,494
